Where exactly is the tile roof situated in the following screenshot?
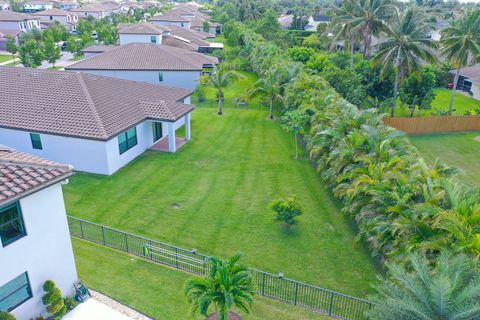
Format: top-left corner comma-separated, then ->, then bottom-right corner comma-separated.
0,11 -> 35,21
32,8 -> 73,16
71,3 -> 109,12
166,24 -> 213,42
150,12 -> 189,22
190,16 -> 219,28
0,67 -> 194,141
0,145 -> 73,205
81,44 -> 118,53
66,42 -> 218,71
0,29 -> 22,39
118,22 -> 166,35
161,36 -> 200,51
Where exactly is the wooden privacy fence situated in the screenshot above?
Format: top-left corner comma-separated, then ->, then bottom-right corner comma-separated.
68,216 -> 373,320
383,115 -> 480,134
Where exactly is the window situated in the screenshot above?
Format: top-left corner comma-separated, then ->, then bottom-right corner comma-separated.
0,203 -> 26,247
30,133 -> 42,150
152,122 -> 163,142
0,273 -> 32,311
118,127 -> 137,154
158,71 -> 163,82
150,35 -> 156,44
180,22 -> 184,27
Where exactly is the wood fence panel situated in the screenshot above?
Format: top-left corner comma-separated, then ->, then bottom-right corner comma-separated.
383,116 -> 480,134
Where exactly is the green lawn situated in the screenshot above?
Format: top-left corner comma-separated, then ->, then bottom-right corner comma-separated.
0,54 -> 14,63
68,54 -> 84,61
48,66 -> 64,70
397,88 -> 480,117
73,239 -> 329,320
410,132 -> 480,186
64,109 -> 378,297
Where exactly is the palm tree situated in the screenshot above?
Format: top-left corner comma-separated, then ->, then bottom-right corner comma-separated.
441,10 -> 480,114
184,254 -> 255,320
373,8 -> 437,117
368,251 -> 480,319
207,66 -> 241,115
249,69 -> 283,119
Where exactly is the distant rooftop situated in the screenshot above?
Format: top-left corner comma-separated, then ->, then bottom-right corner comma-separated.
32,8 -> 72,16
0,11 -> 35,22
118,22 -> 166,35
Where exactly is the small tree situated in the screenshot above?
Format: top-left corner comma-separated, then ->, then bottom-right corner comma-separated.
5,36 -> 17,63
0,312 -> 16,320
43,35 -> 61,68
19,39 -> 44,68
281,110 -> 310,160
400,69 -> 436,117
270,194 -> 303,226
42,280 -> 67,320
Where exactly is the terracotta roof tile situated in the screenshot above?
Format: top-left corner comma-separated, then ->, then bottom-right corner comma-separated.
118,22 -> 166,35
0,11 -> 36,21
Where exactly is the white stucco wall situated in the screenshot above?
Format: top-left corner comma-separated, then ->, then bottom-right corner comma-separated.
0,184 -> 78,320
119,33 -> 162,45
74,69 -> 201,90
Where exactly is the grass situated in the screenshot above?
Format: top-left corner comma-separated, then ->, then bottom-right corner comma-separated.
410,132 -> 480,186
4,61 -> 19,67
68,54 -> 84,61
397,88 -> 480,117
64,109 -> 378,297
48,66 -> 63,70
73,239 -> 329,320
0,54 -> 15,63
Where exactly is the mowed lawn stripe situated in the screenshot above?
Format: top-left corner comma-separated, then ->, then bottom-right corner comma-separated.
64,109 -> 378,296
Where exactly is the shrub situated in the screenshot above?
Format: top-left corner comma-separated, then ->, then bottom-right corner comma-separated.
269,195 -> 304,226
0,312 -> 15,320
42,280 -> 66,320
64,296 -> 78,311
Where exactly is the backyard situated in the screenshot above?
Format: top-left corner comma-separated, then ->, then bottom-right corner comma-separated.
64,108 -> 378,298
410,132 -> 480,186
73,239 -> 329,319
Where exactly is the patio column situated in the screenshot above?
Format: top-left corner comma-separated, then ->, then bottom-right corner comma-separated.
168,122 -> 176,152
185,113 -> 191,141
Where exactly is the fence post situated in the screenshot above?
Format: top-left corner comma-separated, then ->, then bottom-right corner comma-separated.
149,240 -> 153,260
124,233 -> 129,253
328,292 -> 335,317
261,272 -> 266,296
79,220 -> 84,239
175,247 -> 179,269
294,282 -> 299,306
101,226 -> 106,245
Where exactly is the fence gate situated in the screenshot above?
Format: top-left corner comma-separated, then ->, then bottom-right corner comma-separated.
143,243 -> 207,275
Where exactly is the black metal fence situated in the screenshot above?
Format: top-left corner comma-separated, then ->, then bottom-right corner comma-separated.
68,216 -> 373,319
191,97 -> 269,110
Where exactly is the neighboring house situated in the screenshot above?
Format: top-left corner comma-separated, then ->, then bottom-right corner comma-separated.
305,13 -> 329,31
0,11 -> 40,32
450,64 -> 480,100
0,146 -> 78,319
23,1 -> 54,13
190,16 -> 220,35
0,1 -> 10,11
118,22 -> 166,45
150,12 -> 191,29
54,0 -> 80,11
71,3 -> 110,19
278,14 -> 293,30
0,29 -> 21,50
81,43 -> 117,58
0,67 -> 194,175
66,42 -> 218,89
32,8 -> 78,31
100,0 -> 121,14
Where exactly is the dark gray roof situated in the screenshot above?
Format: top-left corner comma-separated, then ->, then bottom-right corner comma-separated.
0,67 -> 194,141
66,42 -> 218,71
312,14 -> 329,22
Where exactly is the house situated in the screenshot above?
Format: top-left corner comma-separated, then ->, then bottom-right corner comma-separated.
0,11 -> 40,32
81,43 -> 117,58
118,22 -> 166,45
71,3 -> 110,19
190,16 -> 220,35
32,8 -> 78,32
450,64 -> 480,100
0,67 -> 194,175
0,146 -> 78,319
66,42 -> 218,89
23,0 -> 54,13
0,1 -> 10,11
278,14 -> 294,30
149,12 -> 191,29
0,29 -> 21,50
305,13 -> 329,31
54,0 -> 80,11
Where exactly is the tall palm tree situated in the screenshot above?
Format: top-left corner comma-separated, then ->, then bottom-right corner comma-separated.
184,254 -> 255,320
207,65 -> 241,115
373,8 -> 437,117
441,10 -> 480,114
249,69 -> 283,119
368,251 -> 480,319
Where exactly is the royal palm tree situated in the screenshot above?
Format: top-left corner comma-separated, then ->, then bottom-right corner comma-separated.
373,8 -> 437,117
207,66 -> 241,115
184,254 -> 255,320
441,10 -> 480,114
368,251 -> 480,319
249,69 -> 284,119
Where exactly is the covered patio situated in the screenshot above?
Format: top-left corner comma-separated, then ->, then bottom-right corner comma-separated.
149,112 -> 191,153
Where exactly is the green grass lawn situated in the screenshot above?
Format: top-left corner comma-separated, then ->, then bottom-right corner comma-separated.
0,54 -> 14,63
410,132 -> 480,186
73,239 -> 329,320
48,66 -> 64,70
68,54 -> 84,61
397,88 -> 480,117
64,109 -> 378,297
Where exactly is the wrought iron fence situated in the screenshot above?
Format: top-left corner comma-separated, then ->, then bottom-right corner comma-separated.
68,216 -> 373,319
191,97 -> 269,110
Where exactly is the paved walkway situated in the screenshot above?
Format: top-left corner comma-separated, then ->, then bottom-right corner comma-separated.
0,57 -> 16,66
